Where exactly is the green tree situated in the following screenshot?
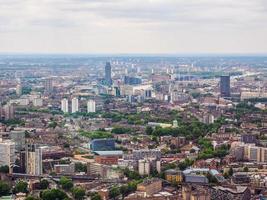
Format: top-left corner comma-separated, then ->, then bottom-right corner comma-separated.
39,179 -> 49,190
89,192 -> 102,200
0,181 -> 10,196
120,185 -> 129,199
111,127 -> 131,134
41,189 -> 68,200
127,181 -> 138,193
109,186 -> 120,200
145,126 -> 153,135
14,181 -> 28,194
0,165 -> 9,173
71,187 -> 85,200
59,176 -> 73,191
75,163 -> 87,173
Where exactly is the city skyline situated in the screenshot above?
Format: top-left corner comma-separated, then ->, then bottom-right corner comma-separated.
0,0 -> 267,54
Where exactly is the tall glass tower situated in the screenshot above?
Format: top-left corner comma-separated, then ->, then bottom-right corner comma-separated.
105,62 -> 112,86
220,75 -> 230,97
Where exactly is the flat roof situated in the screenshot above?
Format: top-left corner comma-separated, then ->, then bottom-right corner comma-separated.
94,150 -> 123,156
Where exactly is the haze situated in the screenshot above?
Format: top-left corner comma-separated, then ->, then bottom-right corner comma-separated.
0,0 -> 267,54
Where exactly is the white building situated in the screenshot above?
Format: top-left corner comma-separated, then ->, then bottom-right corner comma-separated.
26,144 -> 43,175
138,159 -> 150,176
16,84 -> 22,96
87,100 -> 96,113
0,139 -> 15,172
71,97 -> 79,113
61,98 -> 68,113
33,98 -> 43,107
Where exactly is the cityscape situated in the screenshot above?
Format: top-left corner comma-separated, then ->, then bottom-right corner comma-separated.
1,0 -> 267,200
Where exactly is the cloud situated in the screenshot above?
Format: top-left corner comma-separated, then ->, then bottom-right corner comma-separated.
0,0 -> 266,53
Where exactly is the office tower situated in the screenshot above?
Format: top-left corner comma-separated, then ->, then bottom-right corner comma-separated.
3,104 -> 14,120
16,84 -> 22,96
105,62 -> 112,86
220,75 -> 230,97
61,98 -> 68,113
0,139 -> 15,172
71,97 -> 79,113
44,78 -> 53,93
25,144 -> 43,175
87,100 -> 96,113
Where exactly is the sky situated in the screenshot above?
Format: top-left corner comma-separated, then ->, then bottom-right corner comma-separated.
0,0 -> 267,54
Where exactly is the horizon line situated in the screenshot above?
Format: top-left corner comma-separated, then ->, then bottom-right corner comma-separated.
0,52 -> 267,57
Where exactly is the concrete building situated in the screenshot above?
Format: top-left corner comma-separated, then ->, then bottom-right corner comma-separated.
26,144 -> 43,175
87,100 -> 96,113
54,163 -> 75,174
241,134 -> 257,144
3,104 -> 14,120
33,98 -> 43,107
10,131 -> 25,152
61,98 -> 68,113
138,159 -> 150,176
0,139 -> 15,172
133,149 -> 161,160
71,97 -> 79,113
165,169 -> 183,184
137,178 -> 162,197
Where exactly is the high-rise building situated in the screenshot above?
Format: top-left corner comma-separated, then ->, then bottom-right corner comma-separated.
25,144 -> 42,175
3,104 -> 14,120
44,78 -> 53,93
138,159 -> 150,175
105,62 -> 112,86
16,84 -> 22,96
0,139 -> 15,172
61,98 -> 68,113
87,100 -> 96,113
9,131 -> 26,152
220,75 -> 230,97
71,97 -> 79,113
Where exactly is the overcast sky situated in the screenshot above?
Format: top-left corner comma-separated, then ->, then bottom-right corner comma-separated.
0,0 -> 267,54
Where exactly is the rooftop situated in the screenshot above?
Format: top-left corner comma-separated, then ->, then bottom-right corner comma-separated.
93,150 -> 123,156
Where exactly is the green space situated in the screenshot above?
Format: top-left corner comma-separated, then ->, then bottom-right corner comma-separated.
79,130 -> 112,139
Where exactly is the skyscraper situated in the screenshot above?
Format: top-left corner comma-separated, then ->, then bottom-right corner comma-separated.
87,100 -> 96,113
44,78 -> 53,94
71,97 -> 79,113
25,144 -> 43,175
105,62 -> 112,86
61,98 -> 68,113
220,75 -> 230,97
